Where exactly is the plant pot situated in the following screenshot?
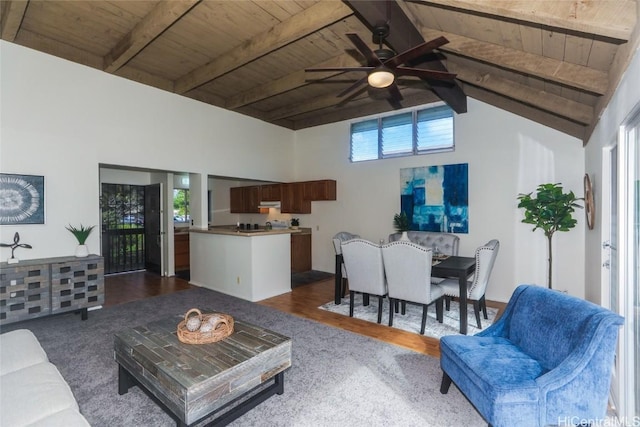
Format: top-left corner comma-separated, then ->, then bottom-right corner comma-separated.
75,244 -> 89,257
399,231 -> 410,241
290,226 -> 299,230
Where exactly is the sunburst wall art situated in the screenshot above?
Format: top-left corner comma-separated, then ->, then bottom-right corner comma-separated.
400,163 -> 468,233
0,174 -> 45,225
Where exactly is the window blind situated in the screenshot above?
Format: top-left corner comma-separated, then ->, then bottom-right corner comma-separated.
350,104 -> 453,162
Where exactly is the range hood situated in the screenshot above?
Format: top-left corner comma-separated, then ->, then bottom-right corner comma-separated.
257,201 -> 281,209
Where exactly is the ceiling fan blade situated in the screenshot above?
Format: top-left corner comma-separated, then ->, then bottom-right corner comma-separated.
305,67 -> 374,73
384,36 -> 449,68
387,97 -> 403,110
388,84 -> 404,103
337,75 -> 369,98
346,33 -> 383,66
337,85 -> 368,107
395,67 -> 457,81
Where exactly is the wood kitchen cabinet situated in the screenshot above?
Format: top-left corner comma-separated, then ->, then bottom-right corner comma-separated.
261,184 -> 282,201
230,186 -> 261,213
280,183 -> 311,214
291,232 -> 312,272
174,233 -> 190,272
303,179 -> 336,201
230,187 -> 243,213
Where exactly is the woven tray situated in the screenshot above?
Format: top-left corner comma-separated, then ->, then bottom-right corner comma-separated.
177,308 -> 234,344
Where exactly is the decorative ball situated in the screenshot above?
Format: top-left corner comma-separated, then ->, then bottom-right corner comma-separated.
199,322 -> 213,333
208,314 -> 223,326
186,316 -> 201,332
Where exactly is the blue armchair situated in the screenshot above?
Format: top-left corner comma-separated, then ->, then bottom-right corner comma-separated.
440,284 -> 624,427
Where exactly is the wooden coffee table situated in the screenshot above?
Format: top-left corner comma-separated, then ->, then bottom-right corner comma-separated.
114,314 -> 292,426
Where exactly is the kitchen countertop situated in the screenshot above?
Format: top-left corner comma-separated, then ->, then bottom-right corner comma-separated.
190,226 -> 302,237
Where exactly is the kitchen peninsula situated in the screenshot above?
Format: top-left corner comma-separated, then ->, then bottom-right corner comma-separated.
189,227 -> 301,302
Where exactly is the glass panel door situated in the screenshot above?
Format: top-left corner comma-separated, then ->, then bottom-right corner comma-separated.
618,108 -> 640,419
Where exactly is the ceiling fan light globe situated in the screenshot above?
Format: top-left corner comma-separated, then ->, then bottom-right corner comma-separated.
368,69 -> 395,88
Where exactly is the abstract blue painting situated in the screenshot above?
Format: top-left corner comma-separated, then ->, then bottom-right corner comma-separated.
400,163 -> 468,233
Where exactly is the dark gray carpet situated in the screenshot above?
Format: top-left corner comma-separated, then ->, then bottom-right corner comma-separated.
1,287 -> 486,426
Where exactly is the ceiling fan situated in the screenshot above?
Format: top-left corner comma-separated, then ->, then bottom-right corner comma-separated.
305,23 -> 457,108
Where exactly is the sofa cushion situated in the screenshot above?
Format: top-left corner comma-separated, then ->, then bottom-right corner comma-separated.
441,335 -> 547,395
0,362 -> 83,427
440,334 -> 547,424
26,408 -> 90,427
0,329 -> 49,375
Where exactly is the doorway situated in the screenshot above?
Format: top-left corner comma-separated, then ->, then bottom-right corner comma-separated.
100,183 -> 162,275
101,183 -> 146,274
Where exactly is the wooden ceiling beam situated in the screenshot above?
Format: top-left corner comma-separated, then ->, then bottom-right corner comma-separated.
419,27 -> 609,95
266,91 -> 346,122
1,0 -> 28,41
14,28 -> 104,69
174,1 -> 353,94
114,67 -> 175,93
291,91 -> 441,129
226,53 -> 361,109
343,0 -> 467,114
104,0 -> 200,73
448,62 -> 593,125
409,0 -> 635,41
463,85 -> 586,141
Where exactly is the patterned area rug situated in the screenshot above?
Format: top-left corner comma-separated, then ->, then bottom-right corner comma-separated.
319,294 -> 498,338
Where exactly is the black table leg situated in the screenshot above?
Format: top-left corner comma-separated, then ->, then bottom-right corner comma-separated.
334,254 -> 343,304
118,364 -> 136,395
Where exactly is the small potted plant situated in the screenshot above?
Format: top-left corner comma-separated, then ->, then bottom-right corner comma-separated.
290,218 -> 300,229
393,211 -> 410,240
66,224 -> 95,257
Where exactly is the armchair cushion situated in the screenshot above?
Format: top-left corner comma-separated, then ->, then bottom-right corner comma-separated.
440,285 -> 624,427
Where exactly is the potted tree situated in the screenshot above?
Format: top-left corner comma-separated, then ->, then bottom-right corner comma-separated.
393,211 -> 410,241
66,224 -> 95,257
517,183 -> 582,289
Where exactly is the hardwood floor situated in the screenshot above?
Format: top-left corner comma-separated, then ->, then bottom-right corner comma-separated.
104,272 -> 505,358
104,271 -> 194,308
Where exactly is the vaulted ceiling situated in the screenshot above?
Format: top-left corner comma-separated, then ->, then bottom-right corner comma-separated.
1,0 -> 638,143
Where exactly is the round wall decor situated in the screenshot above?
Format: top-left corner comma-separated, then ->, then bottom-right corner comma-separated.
584,173 -> 595,230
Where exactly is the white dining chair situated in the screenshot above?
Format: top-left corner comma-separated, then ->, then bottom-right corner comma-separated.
439,239 -> 500,329
340,239 -> 387,323
332,231 -> 360,298
381,240 -> 445,334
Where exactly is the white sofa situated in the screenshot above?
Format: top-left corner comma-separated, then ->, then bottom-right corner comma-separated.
0,329 -> 90,427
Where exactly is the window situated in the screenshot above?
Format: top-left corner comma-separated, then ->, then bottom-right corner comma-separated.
173,189 -> 190,223
350,104 -> 454,162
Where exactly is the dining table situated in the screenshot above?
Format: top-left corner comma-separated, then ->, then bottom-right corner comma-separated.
431,256 -> 476,335
334,250 -> 476,334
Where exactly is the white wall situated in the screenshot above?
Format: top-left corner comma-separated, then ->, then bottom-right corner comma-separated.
0,41 -> 295,259
585,44 -> 640,305
294,99 -> 585,302
1,41 -> 589,303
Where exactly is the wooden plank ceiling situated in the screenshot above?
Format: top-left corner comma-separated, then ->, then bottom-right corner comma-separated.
1,0 -> 637,143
